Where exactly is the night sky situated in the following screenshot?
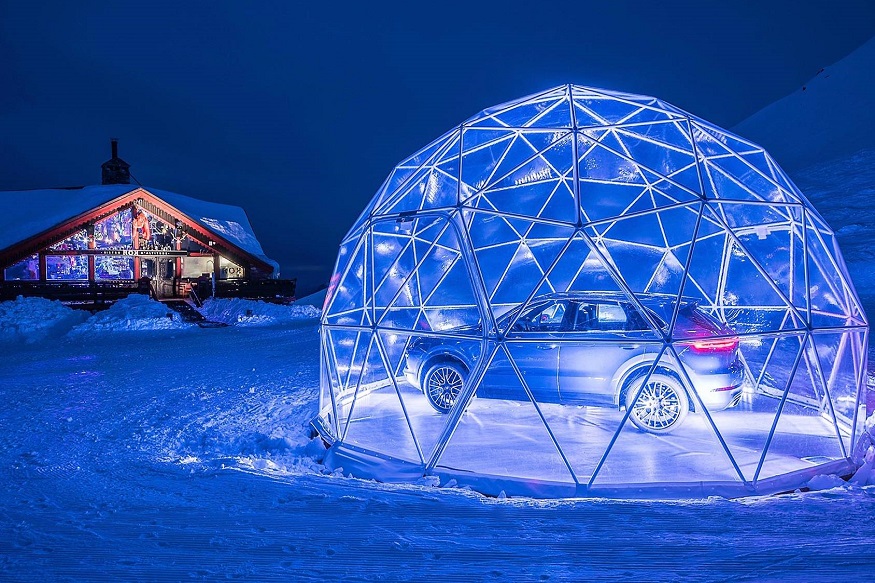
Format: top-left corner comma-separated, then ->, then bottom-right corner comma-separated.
2,2 -> 874,293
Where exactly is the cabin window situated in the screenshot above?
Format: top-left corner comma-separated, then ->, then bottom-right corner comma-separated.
46,255 -> 88,280
49,230 -> 88,251
219,257 -> 243,279
94,209 -> 133,249
4,254 -> 39,280
95,256 -> 134,280
182,256 -> 214,278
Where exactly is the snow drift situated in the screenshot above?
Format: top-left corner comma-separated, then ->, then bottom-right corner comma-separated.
0,296 -> 88,344
68,294 -> 190,335
196,297 -> 320,326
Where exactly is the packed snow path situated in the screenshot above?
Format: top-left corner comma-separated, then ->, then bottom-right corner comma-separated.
0,317 -> 873,581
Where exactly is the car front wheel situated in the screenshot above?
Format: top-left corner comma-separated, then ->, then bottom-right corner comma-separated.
423,361 -> 466,414
625,373 -> 689,434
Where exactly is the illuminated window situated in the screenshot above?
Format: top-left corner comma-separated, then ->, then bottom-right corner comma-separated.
95,256 -> 134,280
49,230 -> 88,251
94,209 -> 133,249
46,255 -> 88,280
4,254 -> 39,281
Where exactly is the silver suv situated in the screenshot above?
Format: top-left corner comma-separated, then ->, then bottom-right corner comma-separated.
403,292 -> 744,433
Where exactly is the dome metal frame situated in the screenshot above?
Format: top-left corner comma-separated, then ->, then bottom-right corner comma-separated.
313,85 -> 868,498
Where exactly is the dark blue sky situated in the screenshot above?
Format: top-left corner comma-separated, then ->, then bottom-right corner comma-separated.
2,1 -> 874,293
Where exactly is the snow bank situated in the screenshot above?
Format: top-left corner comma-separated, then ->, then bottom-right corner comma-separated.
0,296 -> 88,343
69,294 -> 189,334
197,297 -> 320,326
295,288 -> 327,308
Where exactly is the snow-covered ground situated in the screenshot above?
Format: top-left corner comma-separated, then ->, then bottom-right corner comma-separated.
0,295 -> 873,580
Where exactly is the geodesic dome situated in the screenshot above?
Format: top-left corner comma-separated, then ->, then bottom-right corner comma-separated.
314,85 -> 868,498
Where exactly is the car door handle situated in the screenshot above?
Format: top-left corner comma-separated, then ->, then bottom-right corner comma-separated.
536,344 -> 558,350
621,345 -> 640,350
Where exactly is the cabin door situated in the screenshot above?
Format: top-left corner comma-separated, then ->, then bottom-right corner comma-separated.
141,259 -> 177,299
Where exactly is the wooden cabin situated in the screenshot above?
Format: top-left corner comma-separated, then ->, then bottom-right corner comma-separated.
0,143 -> 292,305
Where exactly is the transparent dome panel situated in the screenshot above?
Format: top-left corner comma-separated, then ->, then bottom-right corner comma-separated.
433,343 -> 576,485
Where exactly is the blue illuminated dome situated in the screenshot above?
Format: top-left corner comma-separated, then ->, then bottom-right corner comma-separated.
313,85 -> 868,499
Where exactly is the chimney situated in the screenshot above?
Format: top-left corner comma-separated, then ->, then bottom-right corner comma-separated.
101,138 -> 131,185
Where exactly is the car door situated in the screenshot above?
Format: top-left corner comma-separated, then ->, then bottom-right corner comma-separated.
489,300 -> 565,403
558,301 -> 645,405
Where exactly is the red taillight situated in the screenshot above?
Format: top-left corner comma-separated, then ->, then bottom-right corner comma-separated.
685,337 -> 739,353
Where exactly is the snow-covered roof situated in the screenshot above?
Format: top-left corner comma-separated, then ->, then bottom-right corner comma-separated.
0,184 -> 279,272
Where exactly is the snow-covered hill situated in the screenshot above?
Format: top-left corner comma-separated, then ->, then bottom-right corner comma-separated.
734,35 -> 875,324
734,36 -> 875,172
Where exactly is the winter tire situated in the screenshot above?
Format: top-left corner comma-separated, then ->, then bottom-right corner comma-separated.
625,373 -> 689,434
423,361 -> 466,414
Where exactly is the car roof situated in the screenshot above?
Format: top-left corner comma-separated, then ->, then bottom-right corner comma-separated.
529,291 -> 697,305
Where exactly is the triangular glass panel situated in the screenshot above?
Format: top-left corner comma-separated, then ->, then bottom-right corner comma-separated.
478,87 -> 569,117
764,152 -> 803,198
687,332 -> 805,482
382,165 -> 459,215
341,333 -> 424,464
572,100 -> 611,129
434,344 -> 576,485
518,335 -> 667,483
459,131 -> 515,195
373,131 -> 459,211
676,206 -> 796,338
477,133 -> 545,192
543,234 -> 626,293
618,105 -> 687,125
572,95 -> 647,125
478,134 -> 576,222
498,95 -> 572,129
324,236 -> 372,327
587,203 -> 700,298
417,229 -> 480,333
710,201 -> 808,319
370,219 -> 433,318
805,214 -> 861,328
319,339 -> 340,439
375,217 -> 477,334
756,335 -> 847,481
486,225 -> 575,314
469,90 -> 571,129
375,331 -> 484,462
612,121 -> 696,178
578,139 -> 655,223
810,331 -> 865,455
705,155 -> 796,203
329,329 -> 376,441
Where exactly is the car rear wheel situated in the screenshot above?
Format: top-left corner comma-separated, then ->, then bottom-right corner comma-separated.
625,373 -> 689,434
424,361 -> 466,414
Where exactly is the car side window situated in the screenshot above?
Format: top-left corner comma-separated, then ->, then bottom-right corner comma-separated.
597,304 -> 628,331
572,302 -> 628,332
628,305 -> 666,331
572,302 -> 597,331
518,301 -> 568,332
